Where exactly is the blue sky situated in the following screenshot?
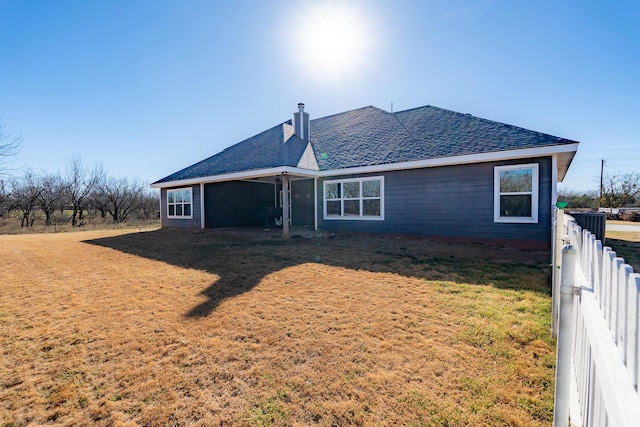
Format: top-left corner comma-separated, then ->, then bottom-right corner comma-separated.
0,0 -> 638,193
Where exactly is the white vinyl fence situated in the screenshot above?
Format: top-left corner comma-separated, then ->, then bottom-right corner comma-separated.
552,211 -> 640,426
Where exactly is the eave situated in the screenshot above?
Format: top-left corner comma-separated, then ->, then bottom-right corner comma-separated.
316,143 -> 579,180
150,166 -> 319,189
150,143 -> 578,189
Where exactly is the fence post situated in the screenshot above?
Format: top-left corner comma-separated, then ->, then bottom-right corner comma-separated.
553,245 -> 578,427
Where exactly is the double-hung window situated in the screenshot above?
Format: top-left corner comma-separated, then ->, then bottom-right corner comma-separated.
494,164 -> 538,223
324,176 -> 384,220
167,188 -> 193,219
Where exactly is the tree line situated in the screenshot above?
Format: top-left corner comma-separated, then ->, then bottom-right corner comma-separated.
559,172 -> 640,211
1,157 -> 158,229
1,123 -> 158,229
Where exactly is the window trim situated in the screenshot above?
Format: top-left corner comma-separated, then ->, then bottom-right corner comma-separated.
323,176 -> 384,221
494,163 -> 539,223
167,187 -> 194,219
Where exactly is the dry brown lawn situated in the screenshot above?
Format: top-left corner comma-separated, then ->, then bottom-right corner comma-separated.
1,228 -> 555,426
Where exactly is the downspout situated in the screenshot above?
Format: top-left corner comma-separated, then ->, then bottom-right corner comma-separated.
551,153 -> 560,337
552,245 -> 579,427
551,154 -> 559,263
200,183 -> 205,229
551,154 -> 559,208
552,207 -> 566,338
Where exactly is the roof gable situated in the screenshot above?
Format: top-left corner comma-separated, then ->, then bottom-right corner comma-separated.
297,143 -> 319,171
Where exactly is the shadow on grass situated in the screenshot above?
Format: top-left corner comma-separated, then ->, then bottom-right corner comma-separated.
604,238 -> 640,272
84,228 -> 551,318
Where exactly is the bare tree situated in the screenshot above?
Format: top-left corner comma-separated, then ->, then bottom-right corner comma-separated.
94,176 -> 146,223
37,172 -> 67,226
65,156 -> 104,226
11,170 -> 43,227
0,122 -> 22,176
0,179 -> 15,218
601,172 -> 640,208
139,188 -> 160,220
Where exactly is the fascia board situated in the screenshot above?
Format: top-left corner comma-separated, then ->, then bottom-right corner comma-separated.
150,143 -> 579,188
150,166 -> 320,188
316,143 -> 579,177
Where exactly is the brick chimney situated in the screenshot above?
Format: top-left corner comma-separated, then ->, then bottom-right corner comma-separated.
293,103 -> 310,141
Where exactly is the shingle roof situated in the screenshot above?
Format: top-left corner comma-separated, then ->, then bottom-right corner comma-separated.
393,106 -> 573,159
154,122 -> 308,184
153,104 -> 577,184
312,105 -> 575,170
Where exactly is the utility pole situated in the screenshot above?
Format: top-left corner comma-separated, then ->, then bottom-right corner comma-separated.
599,159 -> 605,208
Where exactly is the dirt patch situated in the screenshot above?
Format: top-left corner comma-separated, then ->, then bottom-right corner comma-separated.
1,228 -> 554,426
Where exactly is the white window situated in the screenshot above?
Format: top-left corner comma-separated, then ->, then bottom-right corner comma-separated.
494,164 -> 539,223
167,187 -> 193,219
324,176 -> 384,220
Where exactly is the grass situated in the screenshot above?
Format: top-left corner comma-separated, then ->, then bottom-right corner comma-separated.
1,227 -> 555,426
0,212 -> 159,235
605,228 -> 640,272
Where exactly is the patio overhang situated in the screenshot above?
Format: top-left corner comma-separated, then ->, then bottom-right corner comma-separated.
153,166 -> 319,236
150,166 -> 319,189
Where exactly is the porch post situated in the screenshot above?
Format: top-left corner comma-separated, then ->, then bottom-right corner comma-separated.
282,174 -> 290,236
200,183 -> 205,230
314,177 -> 318,231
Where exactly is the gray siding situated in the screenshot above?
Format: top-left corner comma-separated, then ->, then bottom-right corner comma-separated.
160,185 -> 201,229
317,157 -> 553,246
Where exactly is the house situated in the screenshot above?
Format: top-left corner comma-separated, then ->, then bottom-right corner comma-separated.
151,103 -> 578,249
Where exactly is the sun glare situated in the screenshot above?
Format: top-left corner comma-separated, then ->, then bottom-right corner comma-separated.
291,3 -> 374,82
